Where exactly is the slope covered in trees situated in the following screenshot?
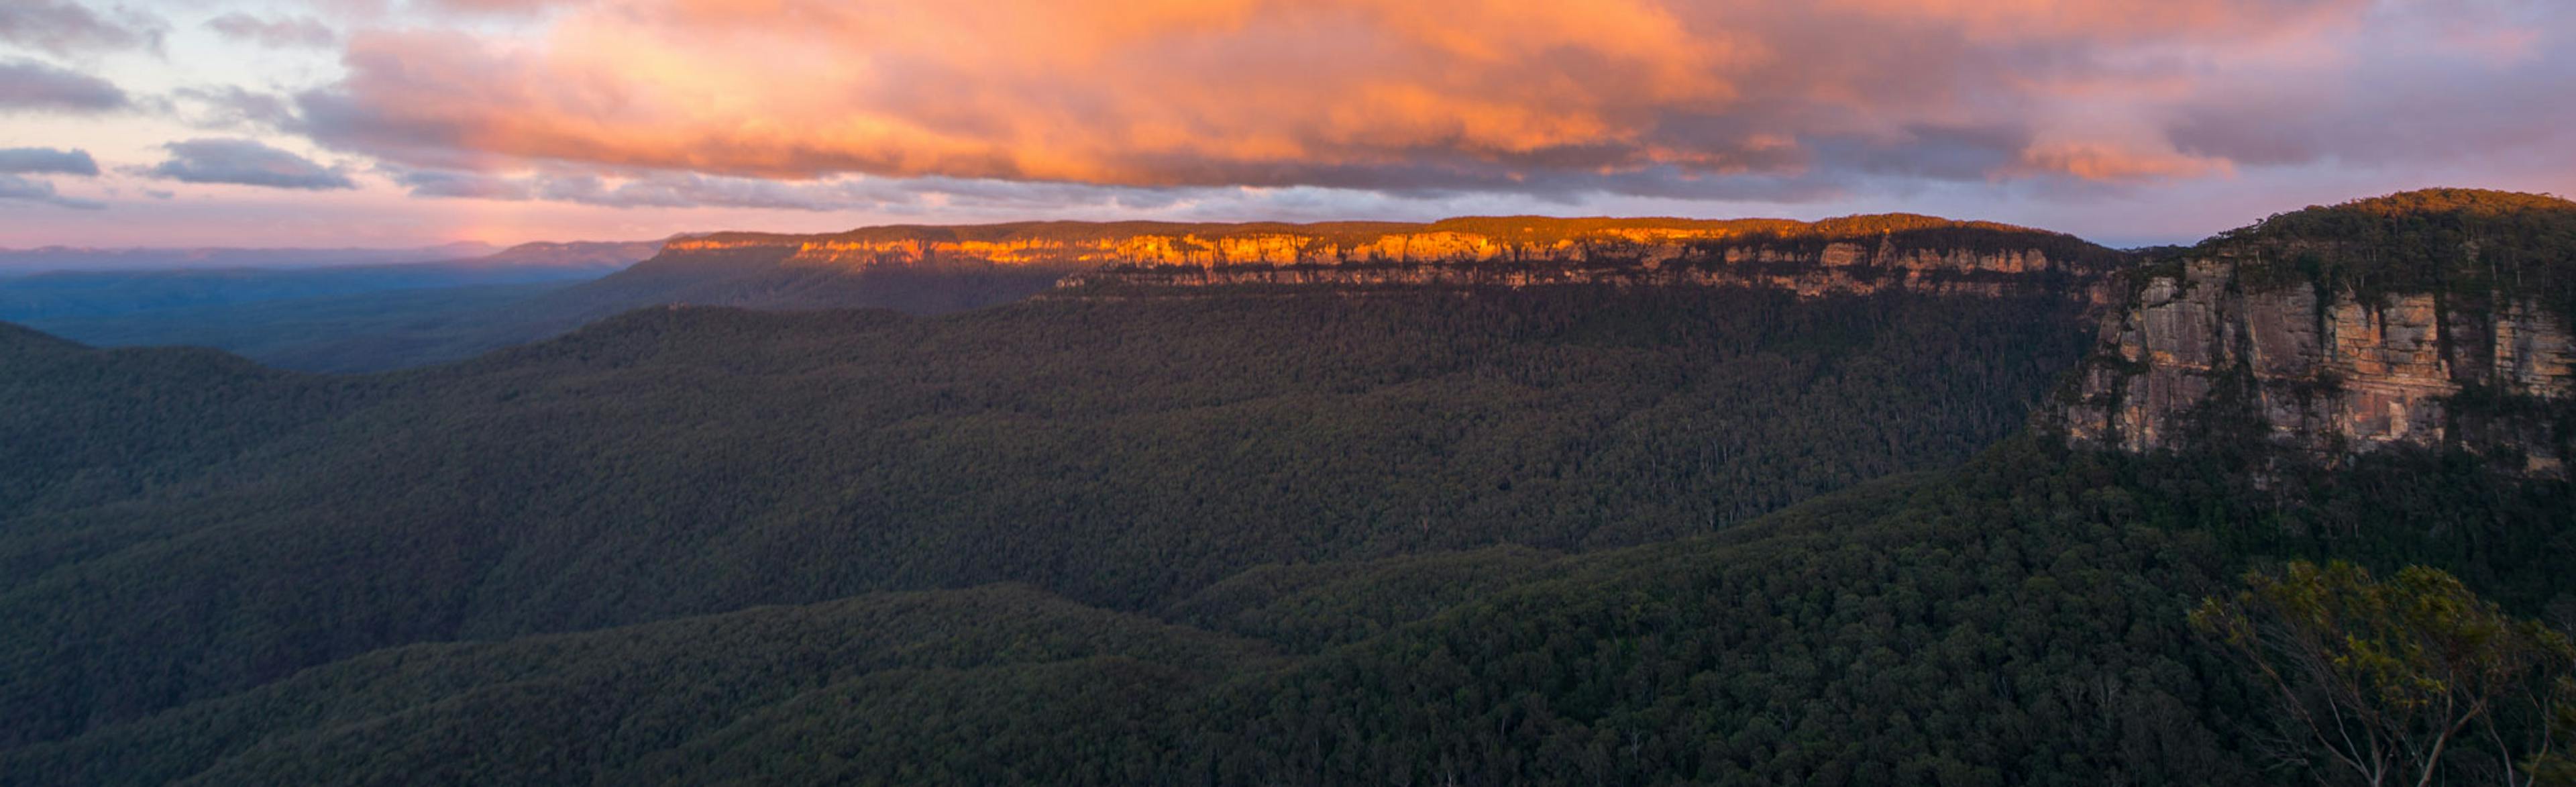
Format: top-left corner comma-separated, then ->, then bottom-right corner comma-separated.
5,191 -> 2571,785
2196,188 -> 2576,313
0,284 -> 2098,749
13,431 -> 2568,785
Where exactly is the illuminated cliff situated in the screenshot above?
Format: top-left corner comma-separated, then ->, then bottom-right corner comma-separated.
649,215 -> 2123,300
2048,190 -> 2576,476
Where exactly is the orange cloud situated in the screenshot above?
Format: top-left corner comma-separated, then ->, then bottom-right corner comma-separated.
292,0 -> 2396,196
2017,143 -> 2233,182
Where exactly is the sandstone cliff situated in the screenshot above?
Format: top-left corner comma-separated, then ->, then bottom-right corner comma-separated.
654,215 -> 2122,301
2049,190 -> 2576,476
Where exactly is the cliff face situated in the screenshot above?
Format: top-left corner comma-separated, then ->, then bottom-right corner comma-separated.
1064,240 -> 2074,297
653,216 -> 2121,301
2051,258 -> 2574,476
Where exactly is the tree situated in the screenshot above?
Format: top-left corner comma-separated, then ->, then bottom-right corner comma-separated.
2534,688 -> 2576,787
2192,561 -> 2575,787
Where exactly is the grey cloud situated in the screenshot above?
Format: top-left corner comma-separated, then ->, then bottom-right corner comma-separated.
205,13 -> 335,48
382,166 -> 534,199
171,85 -> 298,130
0,147 -> 98,175
390,166 -> 1223,212
0,58 -> 127,111
0,173 -> 105,209
0,0 -> 164,56
2169,46 -> 2576,170
144,138 -> 356,190
1808,124 -> 2032,182
2163,1 -> 2576,170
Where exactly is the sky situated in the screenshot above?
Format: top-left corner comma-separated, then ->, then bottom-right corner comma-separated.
0,0 -> 2570,250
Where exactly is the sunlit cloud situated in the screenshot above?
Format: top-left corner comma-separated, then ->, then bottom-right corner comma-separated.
1,0 -> 2571,247
258,0 -> 2448,205
297,0 -> 2319,199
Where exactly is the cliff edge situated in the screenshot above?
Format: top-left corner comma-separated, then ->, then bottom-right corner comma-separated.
2048,189 -> 2576,476
649,214 -> 2126,300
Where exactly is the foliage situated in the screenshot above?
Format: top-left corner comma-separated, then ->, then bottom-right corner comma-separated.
2202,189 -> 2576,317
2,244 -> 2569,784
2192,562 -> 2576,786
5,439 -> 2285,786
2534,689 -> 2576,786
35,432 -> 2555,786
0,286 -> 2096,748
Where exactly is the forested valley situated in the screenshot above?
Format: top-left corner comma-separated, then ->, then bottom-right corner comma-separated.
3,191 -> 2573,785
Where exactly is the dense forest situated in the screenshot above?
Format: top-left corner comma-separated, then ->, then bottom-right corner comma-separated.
0,285 -> 2098,754
2198,188 -> 2576,315
7,434 -> 2567,785
3,191 -> 2573,785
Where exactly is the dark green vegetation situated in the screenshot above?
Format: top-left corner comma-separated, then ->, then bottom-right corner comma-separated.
2206,189 -> 2576,314
0,285 -> 2096,757
2194,561 -> 2574,786
3,191 -> 2571,785
12,433 -> 2568,785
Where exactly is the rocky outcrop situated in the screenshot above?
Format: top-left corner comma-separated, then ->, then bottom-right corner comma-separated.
1061,243 -> 2076,299
2051,258 -> 2574,476
657,217 -> 2120,301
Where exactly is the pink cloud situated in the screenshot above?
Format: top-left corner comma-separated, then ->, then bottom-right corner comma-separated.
261,0 -> 2563,205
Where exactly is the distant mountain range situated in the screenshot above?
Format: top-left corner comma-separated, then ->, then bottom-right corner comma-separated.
1,242 -> 664,368
0,242 -> 506,275
111,213 -> 2114,372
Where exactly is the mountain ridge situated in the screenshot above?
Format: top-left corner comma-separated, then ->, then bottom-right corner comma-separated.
2047,189 -> 2576,476
654,212 -> 2120,272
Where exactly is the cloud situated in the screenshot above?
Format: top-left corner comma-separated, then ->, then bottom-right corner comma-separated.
170,85 -> 299,130
2165,1 -> 2576,172
382,164 -> 1205,212
0,174 -> 105,209
0,58 -> 128,112
261,0 -> 2576,207
0,0 -> 164,56
205,13 -> 336,48
284,0 -> 2352,197
382,165 -> 535,200
143,138 -> 356,190
2015,144 -> 2233,182
0,147 -> 99,176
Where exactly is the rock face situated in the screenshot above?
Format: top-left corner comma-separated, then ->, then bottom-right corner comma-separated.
2051,258 -> 2575,476
655,217 -> 2121,301
1065,241 -> 2078,299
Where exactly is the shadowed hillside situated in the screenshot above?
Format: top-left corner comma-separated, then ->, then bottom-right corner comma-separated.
5,192 -> 2571,786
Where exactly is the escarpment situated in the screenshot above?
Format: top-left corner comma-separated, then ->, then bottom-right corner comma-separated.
2049,189 -> 2576,476
651,215 -> 2125,301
